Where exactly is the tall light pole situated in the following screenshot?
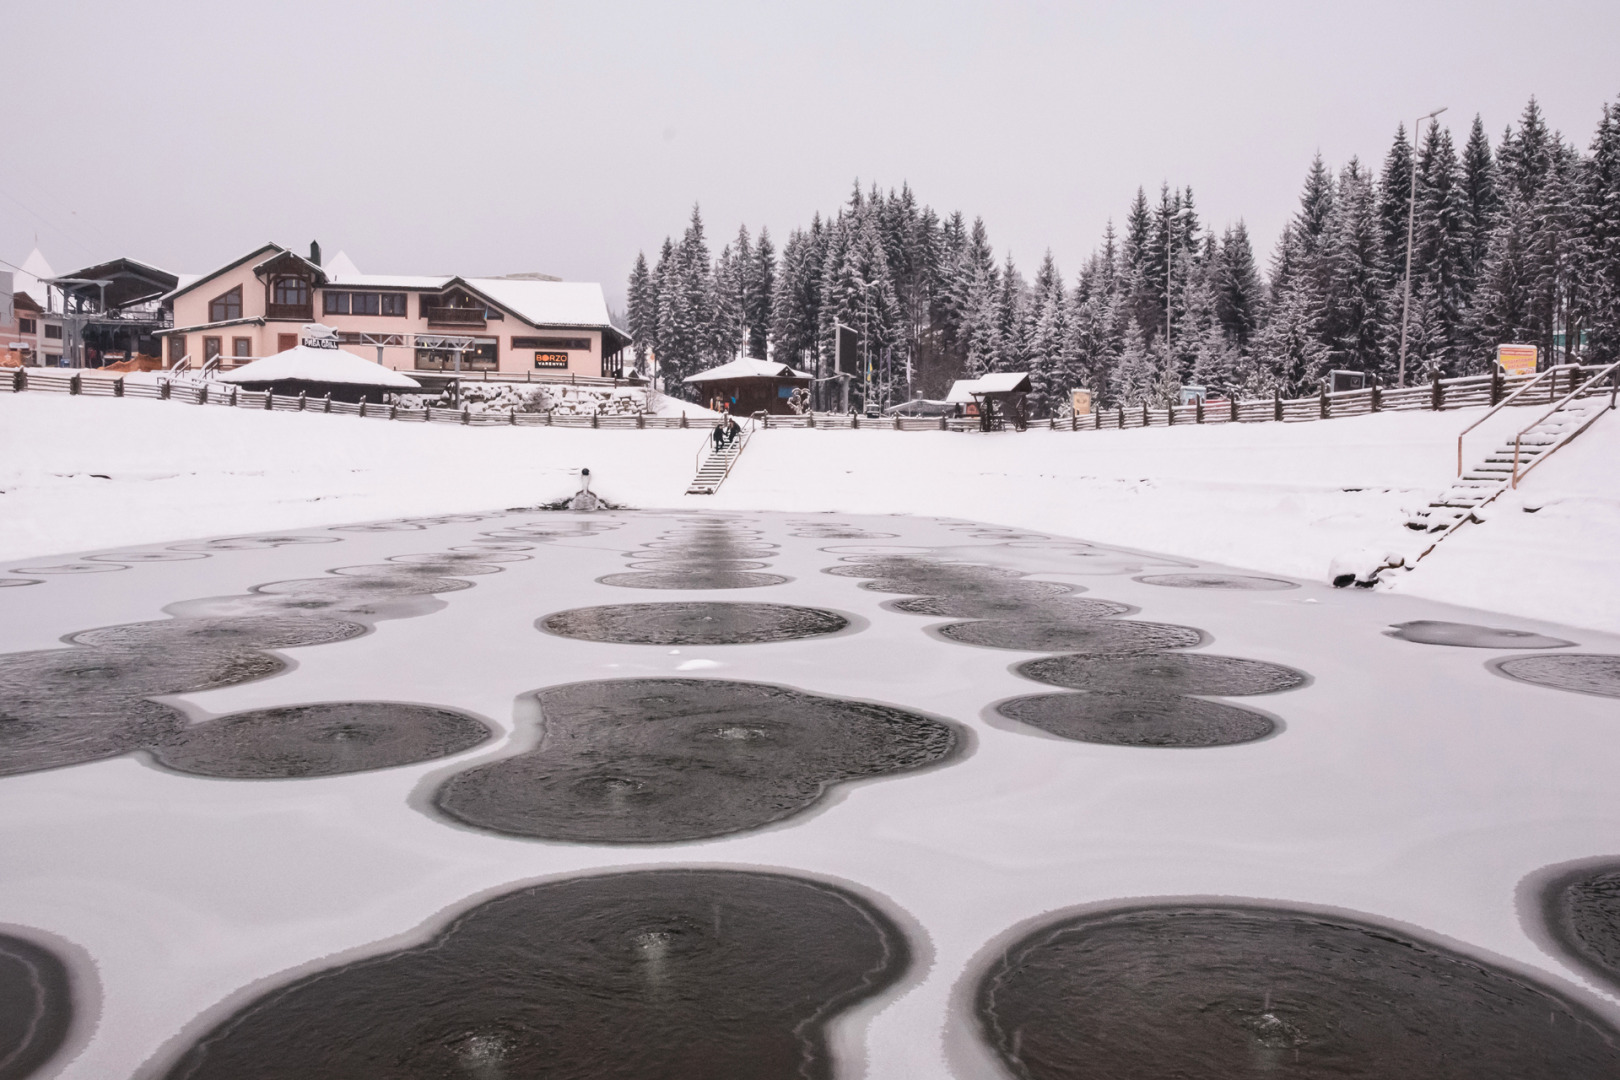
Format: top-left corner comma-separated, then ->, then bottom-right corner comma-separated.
1397,105 -> 1448,387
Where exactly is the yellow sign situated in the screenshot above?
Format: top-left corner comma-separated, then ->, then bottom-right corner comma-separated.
1070,388 -> 1092,416
1497,343 -> 1537,376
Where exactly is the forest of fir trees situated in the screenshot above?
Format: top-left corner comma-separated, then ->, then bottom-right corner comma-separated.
625,95 -> 1620,416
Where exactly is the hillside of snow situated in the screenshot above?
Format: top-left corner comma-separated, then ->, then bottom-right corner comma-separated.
2,392 -> 1616,632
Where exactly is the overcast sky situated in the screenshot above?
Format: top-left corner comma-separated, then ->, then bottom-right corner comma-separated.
4,0 -> 1618,306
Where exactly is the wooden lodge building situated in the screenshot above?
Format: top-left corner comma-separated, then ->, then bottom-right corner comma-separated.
160,243 -> 631,378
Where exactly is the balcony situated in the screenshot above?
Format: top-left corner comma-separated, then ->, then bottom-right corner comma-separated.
266,303 -> 314,321
424,306 -> 487,328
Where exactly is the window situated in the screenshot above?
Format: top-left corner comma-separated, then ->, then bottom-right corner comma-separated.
512,336 -> 591,351
324,291 -> 350,315
209,285 -> 243,322
170,335 -> 187,363
232,337 -> 252,357
414,340 -> 498,372
204,337 -> 222,361
273,276 -> 310,307
17,318 -> 35,334
351,292 -> 381,316
380,293 -> 407,317
324,291 -> 407,317
44,324 -> 63,340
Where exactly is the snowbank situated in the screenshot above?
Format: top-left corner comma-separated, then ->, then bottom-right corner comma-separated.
1,393 -> 1615,631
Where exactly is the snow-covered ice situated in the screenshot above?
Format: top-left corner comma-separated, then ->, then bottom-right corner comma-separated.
1,506 -> 1619,1076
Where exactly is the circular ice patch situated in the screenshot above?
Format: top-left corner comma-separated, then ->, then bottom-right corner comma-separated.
1492,654 -> 1620,698
938,619 -> 1205,654
0,931 -> 74,1080
996,692 -> 1277,747
1017,652 -> 1308,696
1135,572 -> 1299,590
541,603 -> 848,645
1388,620 -> 1574,649
977,903 -> 1620,1078
1542,862 -> 1620,994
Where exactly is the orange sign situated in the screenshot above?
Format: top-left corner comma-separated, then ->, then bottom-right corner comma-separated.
1497,343 -> 1537,376
533,352 -> 568,369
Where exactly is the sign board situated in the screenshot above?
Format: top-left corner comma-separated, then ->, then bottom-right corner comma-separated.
1329,370 -> 1366,393
1497,343 -> 1537,376
834,325 -> 860,376
299,323 -> 340,350
0,271 -> 12,326
1069,388 -> 1092,416
533,352 -> 568,369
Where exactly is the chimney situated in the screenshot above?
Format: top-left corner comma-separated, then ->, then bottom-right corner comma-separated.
309,240 -> 322,267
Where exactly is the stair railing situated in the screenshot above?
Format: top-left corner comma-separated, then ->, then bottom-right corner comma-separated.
691,416 -> 756,489
1456,365 -> 1561,475
1510,357 -> 1620,487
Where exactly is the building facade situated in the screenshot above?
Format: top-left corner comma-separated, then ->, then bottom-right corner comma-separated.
161,244 -> 630,378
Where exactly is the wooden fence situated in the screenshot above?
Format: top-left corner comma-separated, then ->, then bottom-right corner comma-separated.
7,365 -> 1613,433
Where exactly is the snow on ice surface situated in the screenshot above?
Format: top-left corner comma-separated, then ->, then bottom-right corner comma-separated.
1,509 -> 1619,1077
2,391 -> 1618,632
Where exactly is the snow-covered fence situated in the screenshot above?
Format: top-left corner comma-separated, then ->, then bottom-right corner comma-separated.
9,364 -> 1613,437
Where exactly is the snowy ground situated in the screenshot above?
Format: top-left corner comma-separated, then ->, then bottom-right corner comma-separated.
2,391 -> 1616,632
1,509 -> 1618,1077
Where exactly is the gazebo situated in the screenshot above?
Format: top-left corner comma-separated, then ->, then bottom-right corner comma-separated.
946,372 -> 1032,430
683,357 -> 813,416
217,326 -> 423,403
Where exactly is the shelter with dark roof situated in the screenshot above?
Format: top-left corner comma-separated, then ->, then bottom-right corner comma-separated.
44,257 -> 186,369
683,357 -> 813,415
946,372 -> 1032,430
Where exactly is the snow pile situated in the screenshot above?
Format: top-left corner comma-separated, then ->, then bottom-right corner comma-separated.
417,382 -> 648,416
1,392 -> 1616,632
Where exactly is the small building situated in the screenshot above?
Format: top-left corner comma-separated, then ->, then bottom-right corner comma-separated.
947,372 -> 1032,430
216,325 -> 423,402
1,248 -> 66,366
159,242 -> 631,379
684,357 -> 813,415
46,257 -> 186,369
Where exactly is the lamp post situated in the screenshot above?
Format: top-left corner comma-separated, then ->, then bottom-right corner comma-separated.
1397,105 -> 1448,388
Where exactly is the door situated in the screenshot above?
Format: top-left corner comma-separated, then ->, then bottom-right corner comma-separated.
277,334 -> 297,354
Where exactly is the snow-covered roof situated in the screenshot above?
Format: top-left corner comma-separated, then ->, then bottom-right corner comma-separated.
217,344 -> 422,389
465,278 -> 616,329
11,247 -> 58,308
323,250 -> 361,279
946,373 -> 1032,402
684,357 -> 814,384
327,272 -> 455,290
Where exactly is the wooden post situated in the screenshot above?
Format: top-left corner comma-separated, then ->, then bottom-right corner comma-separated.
1167,403 -> 1175,426
359,396 -> 367,418
1117,405 -> 1125,428
393,403 -> 400,420
1430,372 -> 1443,411
324,394 -> 332,413
1490,367 -> 1503,405
590,411 -> 598,429
1196,399 -> 1204,423
11,368 -> 23,392
69,373 -> 80,395
198,384 -> 208,405
267,391 -> 276,411
547,410 -> 553,426
1229,396 -> 1238,422
159,379 -> 169,400
299,391 -> 307,411
511,407 -> 518,425
229,387 -> 238,406
1319,386 -> 1329,419
1371,379 -> 1381,412
940,415 -> 948,431
852,413 -> 860,429
114,377 -> 124,398
462,407 -> 471,425
679,412 -> 687,429
1141,403 -> 1149,427
1273,389 -> 1282,422
636,412 -> 644,429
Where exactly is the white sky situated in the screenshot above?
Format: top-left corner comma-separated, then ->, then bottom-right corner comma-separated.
4,0 -> 1618,306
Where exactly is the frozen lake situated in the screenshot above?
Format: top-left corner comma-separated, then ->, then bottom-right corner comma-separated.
2,509 -> 1619,1077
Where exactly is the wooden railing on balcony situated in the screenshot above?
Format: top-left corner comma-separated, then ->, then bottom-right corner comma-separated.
265,303 -> 314,320
424,307 -> 486,327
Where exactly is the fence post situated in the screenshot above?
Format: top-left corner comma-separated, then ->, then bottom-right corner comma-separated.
462,407 -> 471,425
1141,403 -> 1149,428
114,377 -> 124,398
11,368 -> 22,392
1370,379 -> 1381,412
268,391 -> 276,411
511,407 -> 518,426
636,412 -> 643,429
679,412 -> 687,429
198,384 -> 208,406
1431,372 -> 1443,411
808,412 -> 816,429
1117,405 -> 1125,428
1230,396 -> 1238,422
1319,386 -> 1328,419
590,411 -> 598,429
1167,403 -> 1175,426
393,403 -> 400,420
1196,399 -> 1204,424
1094,408 -> 1101,430
69,373 -> 80,395
1490,368 -> 1503,405
324,394 -> 332,413
852,413 -> 860,429
299,391 -> 307,411
546,410 -> 553,426
1273,389 -> 1282,422
160,379 -> 169,400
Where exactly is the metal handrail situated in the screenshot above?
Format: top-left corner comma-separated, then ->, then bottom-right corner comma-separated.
1456,366 -> 1561,475
1510,358 -> 1620,487
692,416 -> 754,478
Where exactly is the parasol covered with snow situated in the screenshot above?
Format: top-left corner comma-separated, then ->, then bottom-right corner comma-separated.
217,325 -> 422,401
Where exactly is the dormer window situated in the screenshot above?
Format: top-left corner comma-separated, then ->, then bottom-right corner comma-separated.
209,286 -> 242,322
273,276 -> 310,307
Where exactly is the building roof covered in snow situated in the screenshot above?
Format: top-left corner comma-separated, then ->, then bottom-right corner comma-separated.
217,341 -> 422,389
946,372 -> 1032,402
683,357 -> 814,384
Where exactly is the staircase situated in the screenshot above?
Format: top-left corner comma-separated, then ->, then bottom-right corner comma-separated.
1407,393 -> 1611,533
686,427 -> 750,495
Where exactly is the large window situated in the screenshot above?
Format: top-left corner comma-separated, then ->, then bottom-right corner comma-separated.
273,276 -> 310,307
209,285 -> 242,322
512,336 -> 590,350
324,291 -> 407,317
414,340 -> 498,372
18,318 -> 35,334
44,324 -> 62,340
232,337 -> 252,357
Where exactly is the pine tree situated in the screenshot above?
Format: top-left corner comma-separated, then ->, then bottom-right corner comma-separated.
1317,159 -> 1390,376
1295,154 -> 1337,258
1113,319 -> 1158,405
747,227 -> 775,358
1377,125 -> 1415,275
1214,222 -> 1262,348
1581,99 -> 1620,362
625,251 -> 655,374
1460,114 -> 1500,284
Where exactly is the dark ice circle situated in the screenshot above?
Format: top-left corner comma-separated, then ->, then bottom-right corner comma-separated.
1135,572 -> 1299,590
540,603 -> 848,645
1017,652 -> 1308,696
996,692 -> 1277,747
1493,654 -> 1620,697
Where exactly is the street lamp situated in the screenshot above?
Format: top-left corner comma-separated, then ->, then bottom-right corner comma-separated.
1397,105 -> 1448,388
